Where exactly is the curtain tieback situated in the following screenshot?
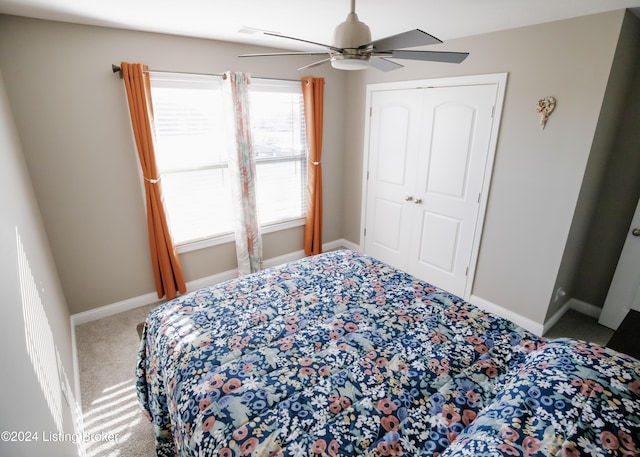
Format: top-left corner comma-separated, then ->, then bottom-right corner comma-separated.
144,176 -> 161,184
310,161 -> 321,166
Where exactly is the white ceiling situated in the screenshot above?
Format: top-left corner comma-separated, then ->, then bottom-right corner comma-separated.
1,0 -> 640,52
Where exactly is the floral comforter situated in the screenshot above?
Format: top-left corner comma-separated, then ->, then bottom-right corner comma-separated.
136,250 -> 640,456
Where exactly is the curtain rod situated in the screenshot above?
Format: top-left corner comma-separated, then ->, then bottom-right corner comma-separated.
111,64 -> 224,79
111,64 -> 302,82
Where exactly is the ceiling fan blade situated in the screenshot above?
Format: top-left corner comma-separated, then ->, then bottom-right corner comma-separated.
264,32 -> 343,52
370,57 -> 404,72
298,58 -> 332,71
364,29 -> 441,52
240,51 -> 330,58
390,50 -> 469,64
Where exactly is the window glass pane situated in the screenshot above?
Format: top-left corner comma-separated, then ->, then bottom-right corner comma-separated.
250,79 -> 308,225
162,169 -> 234,243
150,76 -> 228,171
256,159 -> 306,225
250,90 -> 306,160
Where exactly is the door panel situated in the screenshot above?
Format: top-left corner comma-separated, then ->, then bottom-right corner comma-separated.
410,85 -> 497,296
427,103 -> 475,199
377,106 -> 410,185
364,89 -> 423,269
371,198 -> 404,251
418,212 -> 460,273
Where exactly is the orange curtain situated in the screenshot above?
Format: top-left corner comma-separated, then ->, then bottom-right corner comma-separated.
302,77 -> 325,256
121,62 -> 186,300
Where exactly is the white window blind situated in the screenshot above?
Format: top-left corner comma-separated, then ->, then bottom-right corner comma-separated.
148,73 -> 307,249
250,79 -> 307,226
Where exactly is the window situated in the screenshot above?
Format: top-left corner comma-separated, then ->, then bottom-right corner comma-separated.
149,73 -> 307,251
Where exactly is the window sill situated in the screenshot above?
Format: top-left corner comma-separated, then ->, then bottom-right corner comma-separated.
175,217 -> 306,254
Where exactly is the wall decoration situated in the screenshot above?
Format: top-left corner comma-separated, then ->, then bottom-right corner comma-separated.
536,96 -> 556,129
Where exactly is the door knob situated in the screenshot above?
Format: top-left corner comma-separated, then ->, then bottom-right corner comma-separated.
405,196 -> 414,202
632,228 -> 640,237
414,198 -> 423,204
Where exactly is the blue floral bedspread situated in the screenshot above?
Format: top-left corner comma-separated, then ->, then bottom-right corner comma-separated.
136,250 -> 640,456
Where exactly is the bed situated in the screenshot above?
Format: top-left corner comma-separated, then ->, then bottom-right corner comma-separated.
136,249 -> 640,456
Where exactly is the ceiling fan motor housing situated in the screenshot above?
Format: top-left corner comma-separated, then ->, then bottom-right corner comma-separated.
332,12 -> 371,50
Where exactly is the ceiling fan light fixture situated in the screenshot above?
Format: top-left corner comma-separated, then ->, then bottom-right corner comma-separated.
331,55 -> 370,70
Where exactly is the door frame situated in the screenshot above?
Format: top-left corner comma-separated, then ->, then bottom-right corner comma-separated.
359,73 -> 508,300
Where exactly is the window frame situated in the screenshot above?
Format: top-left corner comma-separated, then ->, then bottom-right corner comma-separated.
147,73 -> 308,254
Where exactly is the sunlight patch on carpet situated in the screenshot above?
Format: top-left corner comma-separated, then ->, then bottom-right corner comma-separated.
82,379 -> 143,457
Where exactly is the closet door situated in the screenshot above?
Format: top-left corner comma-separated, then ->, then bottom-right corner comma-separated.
363,89 -> 423,270
408,84 -> 498,297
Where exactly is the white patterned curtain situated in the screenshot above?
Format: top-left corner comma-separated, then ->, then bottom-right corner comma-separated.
222,72 -> 263,275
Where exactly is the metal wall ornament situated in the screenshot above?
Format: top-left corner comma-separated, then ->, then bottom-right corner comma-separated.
536,96 -> 556,129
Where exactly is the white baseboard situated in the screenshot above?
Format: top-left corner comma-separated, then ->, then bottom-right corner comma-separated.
70,239 -> 359,326
542,300 -> 571,336
71,235 -> 597,337
542,298 -> 602,335
71,291 -> 162,326
566,298 -> 602,318
330,238 -> 361,252
469,295 -> 604,338
469,294 -> 545,336
70,322 -> 82,421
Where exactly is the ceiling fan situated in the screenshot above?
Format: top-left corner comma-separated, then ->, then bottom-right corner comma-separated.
239,0 -> 469,71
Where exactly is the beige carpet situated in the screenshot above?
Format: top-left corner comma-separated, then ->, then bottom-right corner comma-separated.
543,308 -> 613,345
75,304 -> 159,457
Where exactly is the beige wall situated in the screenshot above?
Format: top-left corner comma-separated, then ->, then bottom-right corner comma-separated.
567,11 -> 640,312
342,11 -> 626,325
0,69 -> 78,456
0,10 -> 633,327
0,15 -> 347,314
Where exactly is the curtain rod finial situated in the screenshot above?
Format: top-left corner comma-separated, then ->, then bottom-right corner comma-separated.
112,64 -> 123,78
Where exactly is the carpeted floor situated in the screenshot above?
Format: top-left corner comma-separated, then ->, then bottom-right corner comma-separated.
543,308 -> 613,345
74,304 -> 614,456
75,303 -> 159,457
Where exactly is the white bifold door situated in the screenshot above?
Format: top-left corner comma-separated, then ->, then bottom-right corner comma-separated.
363,78 -> 503,299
